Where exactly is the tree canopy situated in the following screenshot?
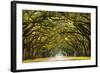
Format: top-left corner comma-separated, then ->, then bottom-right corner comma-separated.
22,10 -> 91,61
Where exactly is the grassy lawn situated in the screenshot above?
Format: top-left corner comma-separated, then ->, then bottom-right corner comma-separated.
23,56 -> 91,63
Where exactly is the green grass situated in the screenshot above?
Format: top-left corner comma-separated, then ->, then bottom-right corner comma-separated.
23,56 -> 91,63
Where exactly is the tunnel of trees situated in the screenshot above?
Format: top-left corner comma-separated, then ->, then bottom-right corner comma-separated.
22,10 -> 91,62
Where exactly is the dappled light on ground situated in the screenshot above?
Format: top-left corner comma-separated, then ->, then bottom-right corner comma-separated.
23,57 -> 91,63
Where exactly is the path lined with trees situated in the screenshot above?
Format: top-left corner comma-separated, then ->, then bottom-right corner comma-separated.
22,10 -> 91,62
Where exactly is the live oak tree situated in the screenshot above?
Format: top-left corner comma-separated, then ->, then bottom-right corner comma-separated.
22,10 -> 91,60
